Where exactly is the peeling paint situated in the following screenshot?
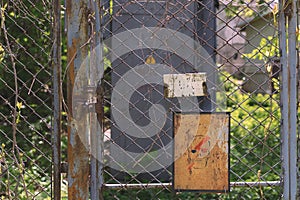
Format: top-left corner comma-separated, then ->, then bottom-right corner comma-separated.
174,112 -> 230,191
163,73 -> 207,98
67,0 -> 90,199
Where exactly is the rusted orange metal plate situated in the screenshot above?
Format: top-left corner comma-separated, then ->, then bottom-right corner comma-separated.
173,112 -> 230,192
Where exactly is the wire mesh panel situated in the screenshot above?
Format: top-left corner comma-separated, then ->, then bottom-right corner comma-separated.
98,0 -> 284,199
217,1 -> 282,198
0,0 -> 296,199
0,1 -> 54,199
107,0 -> 216,183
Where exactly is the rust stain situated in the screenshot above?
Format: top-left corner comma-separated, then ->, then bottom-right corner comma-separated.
67,38 -> 78,89
68,127 -> 89,199
187,162 -> 195,171
175,144 -> 229,191
66,0 -> 72,19
163,83 -> 169,97
66,0 -> 90,199
194,136 -> 210,151
200,148 -> 208,153
174,113 -> 229,191
67,38 -> 78,121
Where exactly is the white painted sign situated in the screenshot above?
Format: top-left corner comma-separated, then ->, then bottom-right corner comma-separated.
163,73 -> 207,98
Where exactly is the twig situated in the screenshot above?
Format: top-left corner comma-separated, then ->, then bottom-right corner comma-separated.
0,2 -> 29,199
258,68 -> 275,200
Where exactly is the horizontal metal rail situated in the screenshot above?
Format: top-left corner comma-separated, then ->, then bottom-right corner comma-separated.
230,181 -> 281,187
104,181 -> 281,190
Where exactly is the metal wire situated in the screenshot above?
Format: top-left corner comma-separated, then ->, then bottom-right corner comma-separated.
0,0 -> 298,199
0,0 -> 53,199
92,1 -> 288,199
96,0 -> 287,199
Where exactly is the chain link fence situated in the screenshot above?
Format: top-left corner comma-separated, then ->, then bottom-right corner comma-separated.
97,0 -> 286,199
0,0 -> 298,199
0,0 -> 54,199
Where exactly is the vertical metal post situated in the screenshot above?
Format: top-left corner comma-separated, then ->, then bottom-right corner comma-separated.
94,1 -> 104,199
53,0 -> 62,199
90,0 -> 104,200
90,1 -> 103,199
298,2 -> 300,192
280,0 -> 298,199
90,1 -> 98,197
279,0 -> 289,199
287,0 -> 298,199
66,0 -> 90,199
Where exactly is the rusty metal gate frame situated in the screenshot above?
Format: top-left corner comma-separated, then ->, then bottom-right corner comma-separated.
60,0 -> 299,199
279,0 -> 298,198
52,0 -> 62,199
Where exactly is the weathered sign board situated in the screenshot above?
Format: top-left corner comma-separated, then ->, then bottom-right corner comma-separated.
163,73 -> 207,98
173,112 -> 230,192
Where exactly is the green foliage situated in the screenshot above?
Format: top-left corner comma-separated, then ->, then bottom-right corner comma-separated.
0,44 -> 4,63
243,36 -> 279,62
0,1 -> 53,198
221,71 -> 281,198
225,0 -> 275,18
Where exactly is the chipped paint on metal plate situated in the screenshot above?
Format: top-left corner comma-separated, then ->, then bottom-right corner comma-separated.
163,73 -> 207,98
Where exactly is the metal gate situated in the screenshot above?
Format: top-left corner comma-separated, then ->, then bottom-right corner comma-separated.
65,0 -> 299,199
0,0 -> 298,199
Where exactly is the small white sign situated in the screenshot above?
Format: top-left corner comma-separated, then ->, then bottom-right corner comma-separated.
163,73 -> 207,98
